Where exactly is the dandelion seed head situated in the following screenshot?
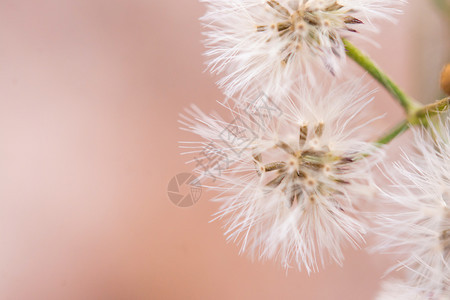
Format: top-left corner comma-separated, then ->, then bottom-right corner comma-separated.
201,0 -> 403,97
375,116 -> 450,299
180,80 -> 382,272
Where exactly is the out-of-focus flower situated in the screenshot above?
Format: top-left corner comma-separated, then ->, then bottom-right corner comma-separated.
374,116 -> 450,299
376,279 -> 449,300
179,80 -> 382,272
201,0 -> 402,97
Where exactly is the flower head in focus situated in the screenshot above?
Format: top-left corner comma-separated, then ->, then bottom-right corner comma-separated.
179,80 -> 382,272
374,116 -> 450,299
201,0 -> 402,97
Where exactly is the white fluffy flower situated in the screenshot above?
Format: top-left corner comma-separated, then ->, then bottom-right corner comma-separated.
374,117 -> 450,299
180,81 -> 382,272
201,0 -> 402,97
376,280 -> 449,300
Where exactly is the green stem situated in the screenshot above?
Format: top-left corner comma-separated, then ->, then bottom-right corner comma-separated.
433,0 -> 450,19
343,39 -> 421,114
410,96 -> 450,124
376,97 -> 450,145
376,120 -> 409,145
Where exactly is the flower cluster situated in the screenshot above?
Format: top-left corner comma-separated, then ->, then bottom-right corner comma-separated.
181,0 -> 449,297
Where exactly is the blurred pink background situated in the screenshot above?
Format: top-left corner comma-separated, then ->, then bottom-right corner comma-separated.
0,1 -> 448,299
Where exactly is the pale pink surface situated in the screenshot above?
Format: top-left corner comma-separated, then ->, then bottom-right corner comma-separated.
0,1 -> 447,299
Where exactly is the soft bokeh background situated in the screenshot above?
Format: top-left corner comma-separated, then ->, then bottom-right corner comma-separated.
0,1 -> 448,299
